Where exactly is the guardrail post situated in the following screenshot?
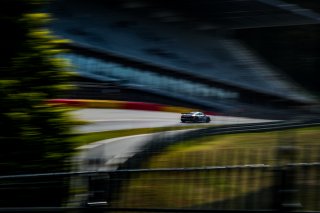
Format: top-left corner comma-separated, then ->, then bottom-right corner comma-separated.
85,173 -> 110,210
274,131 -> 302,212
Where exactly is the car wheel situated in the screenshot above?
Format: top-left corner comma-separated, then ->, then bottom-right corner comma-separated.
206,117 -> 211,123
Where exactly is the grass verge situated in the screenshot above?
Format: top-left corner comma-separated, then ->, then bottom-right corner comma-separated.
112,126 -> 320,210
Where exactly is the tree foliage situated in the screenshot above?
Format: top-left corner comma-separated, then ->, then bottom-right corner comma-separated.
0,0 -> 75,175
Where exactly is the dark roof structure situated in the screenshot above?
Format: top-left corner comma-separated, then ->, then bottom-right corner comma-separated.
113,0 -> 320,29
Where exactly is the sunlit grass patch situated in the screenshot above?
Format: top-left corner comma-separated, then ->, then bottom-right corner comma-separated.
144,126 -> 320,168
113,126 -> 320,210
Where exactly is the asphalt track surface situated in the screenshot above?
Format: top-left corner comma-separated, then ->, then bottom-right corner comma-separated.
73,109 -> 273,171
72,109 -> 272,133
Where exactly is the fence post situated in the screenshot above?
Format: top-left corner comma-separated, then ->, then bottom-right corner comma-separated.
274,130 -> 302,212
85,173 -> 110,209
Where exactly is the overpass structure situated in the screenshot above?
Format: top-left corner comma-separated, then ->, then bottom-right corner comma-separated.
48,0 -> 319,118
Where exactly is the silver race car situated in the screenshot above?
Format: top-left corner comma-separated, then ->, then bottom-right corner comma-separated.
181,112 -> 211,123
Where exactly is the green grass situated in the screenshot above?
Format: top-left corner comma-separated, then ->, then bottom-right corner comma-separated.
144,126 -> 320,168
112,126 -> 320,210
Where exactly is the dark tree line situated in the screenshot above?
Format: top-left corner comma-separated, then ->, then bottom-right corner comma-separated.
0,0 -> 75,206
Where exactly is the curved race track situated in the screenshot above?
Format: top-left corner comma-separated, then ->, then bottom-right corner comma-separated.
73,108 -> 275,175
72,109 -> 273,133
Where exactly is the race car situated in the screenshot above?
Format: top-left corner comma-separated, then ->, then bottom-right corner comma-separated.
181,112 -> 211,123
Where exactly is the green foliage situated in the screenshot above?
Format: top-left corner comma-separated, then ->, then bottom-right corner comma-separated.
0,0 -> 75,175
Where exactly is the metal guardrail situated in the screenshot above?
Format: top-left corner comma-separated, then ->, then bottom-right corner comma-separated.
128,119 -> 320,160
0,162 -> 320,212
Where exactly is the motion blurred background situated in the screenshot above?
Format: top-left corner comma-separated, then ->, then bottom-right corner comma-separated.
48,0 -> 320,119
0,0 -> 320,211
